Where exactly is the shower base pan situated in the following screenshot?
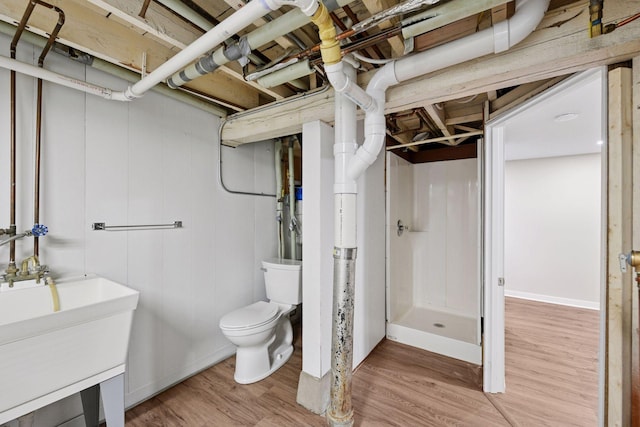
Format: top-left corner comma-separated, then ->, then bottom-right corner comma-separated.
386,306 -> 481,364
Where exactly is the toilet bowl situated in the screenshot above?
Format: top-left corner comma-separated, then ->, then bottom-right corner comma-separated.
219,258 -> 301,384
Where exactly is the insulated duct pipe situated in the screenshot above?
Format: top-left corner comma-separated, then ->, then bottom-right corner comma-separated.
257,59 -> 314,88
167,0 -> 355,88
0,0 -> 322,101
320,0 -> 549,425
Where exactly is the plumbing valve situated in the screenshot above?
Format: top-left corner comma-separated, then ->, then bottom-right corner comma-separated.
620,250 -> 640,287
31,224 -> 48,237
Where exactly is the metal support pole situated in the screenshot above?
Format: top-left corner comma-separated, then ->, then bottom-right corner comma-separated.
327,247 -> 357,427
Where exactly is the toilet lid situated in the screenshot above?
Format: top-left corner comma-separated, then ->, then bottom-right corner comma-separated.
219,301 -> 279,330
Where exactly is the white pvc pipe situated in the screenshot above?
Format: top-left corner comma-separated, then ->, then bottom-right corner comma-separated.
0,55 -> 129,100
126,0 -> 276,98
346,62 -> 397,180
333,61 -> 359,248
350,0 -> 549,180
167,0 -> 355,89
0,0 -> 320,102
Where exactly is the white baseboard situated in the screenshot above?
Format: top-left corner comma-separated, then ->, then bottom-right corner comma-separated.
505,289 -> 600,310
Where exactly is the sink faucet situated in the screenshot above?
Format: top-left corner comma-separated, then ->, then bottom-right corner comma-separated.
1,225 -> 50,287
2,256 -> 48,287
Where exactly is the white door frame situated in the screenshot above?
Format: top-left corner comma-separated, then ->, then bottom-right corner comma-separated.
483,68 -> 607,394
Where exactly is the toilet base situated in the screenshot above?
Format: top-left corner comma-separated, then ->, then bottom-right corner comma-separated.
234,343 -> 293,384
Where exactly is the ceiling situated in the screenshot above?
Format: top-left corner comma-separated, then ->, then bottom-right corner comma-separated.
502,68 -> 604,161
0,0 -> 579,159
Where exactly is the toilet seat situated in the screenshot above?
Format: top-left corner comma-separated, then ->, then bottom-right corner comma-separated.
219,301 -> 279,331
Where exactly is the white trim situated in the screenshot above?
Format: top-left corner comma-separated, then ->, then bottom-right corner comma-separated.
597,67 -> 608,427
505,290 -> 600,310
386,322 -> 482,365
483,123 -> 506,393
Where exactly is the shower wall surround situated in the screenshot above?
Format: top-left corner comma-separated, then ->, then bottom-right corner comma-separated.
386,153 -> 481,364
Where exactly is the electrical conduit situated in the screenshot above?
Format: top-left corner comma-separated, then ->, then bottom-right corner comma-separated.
319,0 -> 550,425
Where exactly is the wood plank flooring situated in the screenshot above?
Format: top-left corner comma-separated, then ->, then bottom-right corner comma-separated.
125,298 -> 599,426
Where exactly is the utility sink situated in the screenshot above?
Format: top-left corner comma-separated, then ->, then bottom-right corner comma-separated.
0,275 -> 139,424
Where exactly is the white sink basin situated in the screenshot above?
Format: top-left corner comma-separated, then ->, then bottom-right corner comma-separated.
0,275 -> 139,423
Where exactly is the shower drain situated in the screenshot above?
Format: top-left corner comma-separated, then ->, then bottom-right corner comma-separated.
433,323 -> 445,328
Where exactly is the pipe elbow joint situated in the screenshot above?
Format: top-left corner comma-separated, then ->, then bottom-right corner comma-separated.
111,86 -> 140,101
311,3 -> 341,64
347,133 -> 384,180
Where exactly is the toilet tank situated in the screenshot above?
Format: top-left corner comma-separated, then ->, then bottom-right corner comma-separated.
262,258 -> 302,305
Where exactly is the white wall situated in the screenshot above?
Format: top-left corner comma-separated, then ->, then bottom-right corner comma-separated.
504,153 -> 601,308
0,34 -> 276,426
301,120 -> 386,379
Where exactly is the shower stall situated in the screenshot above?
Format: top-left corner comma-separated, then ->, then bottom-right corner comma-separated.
386,151 -> 482,364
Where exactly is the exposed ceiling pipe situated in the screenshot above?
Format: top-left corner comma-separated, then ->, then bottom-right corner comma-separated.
166,0 -> 356,89
154,0 -> 265,67
0,0 -> 322,104
318,0 -> 550,425
256,59 -> 314,88
401,0 -> 508,41
0,21 -> 228,116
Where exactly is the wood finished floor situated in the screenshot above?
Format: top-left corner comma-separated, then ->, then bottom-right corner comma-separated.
125,298 -> 599,426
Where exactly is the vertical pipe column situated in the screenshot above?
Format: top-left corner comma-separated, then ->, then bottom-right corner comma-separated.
5,0 -> 34,274
288,139 -> 297,259
327,61 -> 358,427
328,247 -> 356,426
33,78 -> 43,257
8,67 -> 17,274
275,139 -> 284,259
33,3 -> 64,258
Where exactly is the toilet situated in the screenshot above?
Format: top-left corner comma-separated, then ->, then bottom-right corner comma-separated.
219,258 -> 302,384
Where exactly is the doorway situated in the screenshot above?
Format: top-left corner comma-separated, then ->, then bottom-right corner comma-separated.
483,67 -> 606,420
